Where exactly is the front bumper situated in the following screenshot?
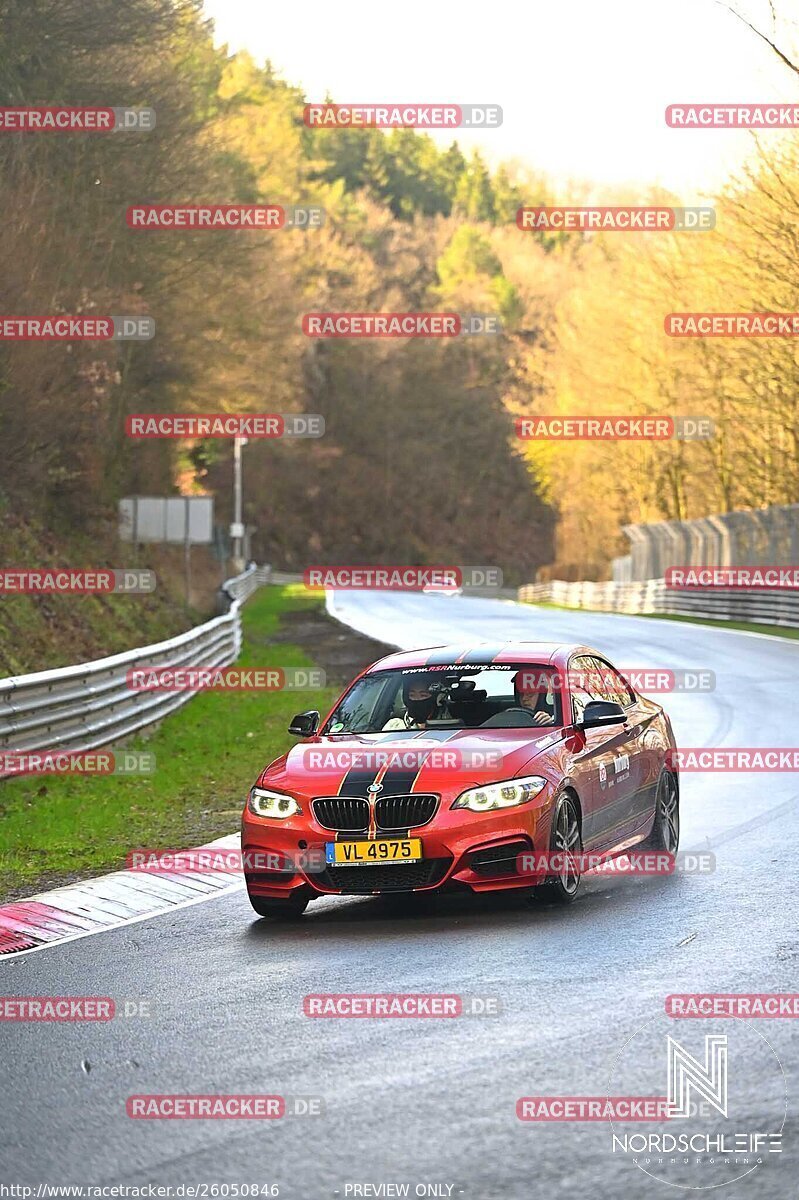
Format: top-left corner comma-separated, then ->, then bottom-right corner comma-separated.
242,795 -> 555,899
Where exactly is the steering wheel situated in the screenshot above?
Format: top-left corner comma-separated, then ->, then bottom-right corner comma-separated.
480,707 -> 541,728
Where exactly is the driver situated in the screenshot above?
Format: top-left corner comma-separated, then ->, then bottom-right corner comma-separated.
383,674 -> 438,730
511,670 -> 555,726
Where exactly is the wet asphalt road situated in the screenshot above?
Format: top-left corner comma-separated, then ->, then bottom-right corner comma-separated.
2,592 -> 798,1199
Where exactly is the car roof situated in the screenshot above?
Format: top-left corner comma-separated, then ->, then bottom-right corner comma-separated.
365,642 -> 599,673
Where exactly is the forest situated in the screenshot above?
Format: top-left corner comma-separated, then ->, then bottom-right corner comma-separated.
1,0 -> 797,583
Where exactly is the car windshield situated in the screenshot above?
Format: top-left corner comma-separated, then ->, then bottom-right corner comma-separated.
323,665 -> 562,734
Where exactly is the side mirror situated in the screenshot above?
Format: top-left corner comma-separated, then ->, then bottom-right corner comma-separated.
579,700 -> 626,730
288,710 -> 320,737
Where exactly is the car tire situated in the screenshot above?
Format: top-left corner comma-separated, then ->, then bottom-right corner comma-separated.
248,893 -> 309,920
643,769 -> 680,853
536,792 -> 582,905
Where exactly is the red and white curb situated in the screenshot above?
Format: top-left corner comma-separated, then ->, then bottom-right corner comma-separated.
0,834 -> 243,960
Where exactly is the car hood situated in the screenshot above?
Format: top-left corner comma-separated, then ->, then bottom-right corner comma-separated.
259,727 -> 565,797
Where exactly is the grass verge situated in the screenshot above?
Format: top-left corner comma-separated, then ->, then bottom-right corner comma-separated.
635,611 -> 799,639
519,599 -> 799,640
0,585 -> 338,900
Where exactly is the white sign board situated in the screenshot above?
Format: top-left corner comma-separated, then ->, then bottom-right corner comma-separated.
119,496 -> 214,545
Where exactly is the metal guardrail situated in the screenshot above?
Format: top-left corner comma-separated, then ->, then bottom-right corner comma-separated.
267,571 -> 304,585
518,578 -> 799,628
0,564 -> 272,771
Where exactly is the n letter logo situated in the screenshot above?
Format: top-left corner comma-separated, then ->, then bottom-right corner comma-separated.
667,1035 -> 728,1118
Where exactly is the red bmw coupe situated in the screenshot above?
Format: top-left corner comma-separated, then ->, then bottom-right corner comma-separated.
241,641 -> 679,917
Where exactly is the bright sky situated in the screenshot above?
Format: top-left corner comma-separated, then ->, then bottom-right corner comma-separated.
201,0 -> 799,198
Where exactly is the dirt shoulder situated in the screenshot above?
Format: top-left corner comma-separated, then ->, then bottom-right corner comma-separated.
268,605 -> 396,687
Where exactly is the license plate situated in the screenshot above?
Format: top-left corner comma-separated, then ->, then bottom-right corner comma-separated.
325,838 -> 423,866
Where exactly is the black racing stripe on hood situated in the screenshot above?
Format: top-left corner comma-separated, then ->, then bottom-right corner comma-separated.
336,767 -> 379,798
377,767 -> 422,796
378,729 -> 462,794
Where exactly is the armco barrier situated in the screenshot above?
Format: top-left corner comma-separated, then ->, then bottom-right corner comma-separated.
0,564 -> 271,773
517,578 -> 799,628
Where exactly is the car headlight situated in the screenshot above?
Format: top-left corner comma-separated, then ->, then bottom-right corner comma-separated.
248,787 -> 301,819
452,775 -> 547,813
